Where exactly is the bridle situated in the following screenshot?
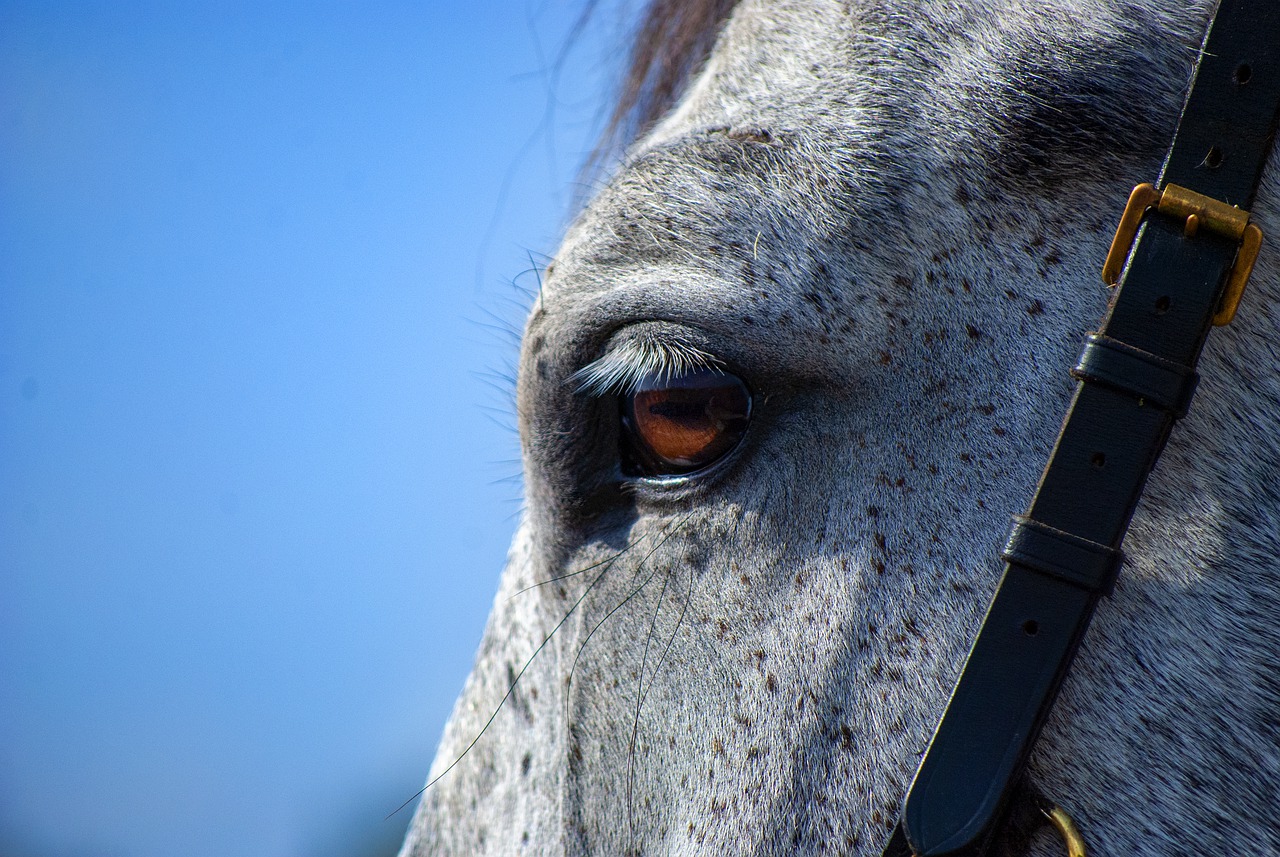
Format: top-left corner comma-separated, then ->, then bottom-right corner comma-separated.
881,2 -> 1280,855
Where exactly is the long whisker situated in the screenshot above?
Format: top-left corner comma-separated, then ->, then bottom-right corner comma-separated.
508,538 -> 651,599
625,536 -> 677,848
561,514 -> 693,722
385,538 -> 625,820
627,545 -> 697,844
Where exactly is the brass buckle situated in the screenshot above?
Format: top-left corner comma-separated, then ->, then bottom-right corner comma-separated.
1042,803 -> 1088,857
1102,182 -> 1263,326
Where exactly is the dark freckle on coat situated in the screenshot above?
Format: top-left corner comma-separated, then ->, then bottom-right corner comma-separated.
1004,289 -> 1019,300
765,673 -> 778,693
521,753 -> 532,776
742,316 -> 755,325
993,425 -> 1007,436
954,183 -> 972,206
893,274 -> 913,291
727,126 -> 773,143
1028,299 -> 1045,315
872,557 -> 886,574
1044,250 -> 1062,265
1029,233 -> 1046,248
878,350 -> 893,365
961,279 -> 972,293
959,452 -> 973,463
977,403 -> 995,415
867,505 -> 880,517
966,323 -> 983,339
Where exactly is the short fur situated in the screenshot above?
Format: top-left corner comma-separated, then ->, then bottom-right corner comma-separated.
401,1 -> 1280,854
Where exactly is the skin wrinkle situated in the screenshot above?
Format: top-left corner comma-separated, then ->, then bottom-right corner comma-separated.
403,1 -> 1279,855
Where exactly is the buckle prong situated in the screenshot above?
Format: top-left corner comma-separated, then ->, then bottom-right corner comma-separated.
1102,182 -> 1263,325
1042,803 -> 1088,857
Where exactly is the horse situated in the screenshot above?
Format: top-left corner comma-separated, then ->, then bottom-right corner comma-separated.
400,1 -> 1280,853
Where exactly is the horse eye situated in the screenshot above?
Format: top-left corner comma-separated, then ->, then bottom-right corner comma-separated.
620,368 -> 751,477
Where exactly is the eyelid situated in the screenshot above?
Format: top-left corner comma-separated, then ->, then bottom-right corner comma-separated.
571,330 -> 723,397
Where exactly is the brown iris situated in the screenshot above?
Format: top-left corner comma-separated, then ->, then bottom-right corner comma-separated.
621,368 -> 751,476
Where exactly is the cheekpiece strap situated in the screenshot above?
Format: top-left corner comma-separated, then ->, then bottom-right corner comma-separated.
886,1 -> 1280,855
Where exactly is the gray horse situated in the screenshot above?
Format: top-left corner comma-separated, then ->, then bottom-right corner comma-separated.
401,0 -> 1279,853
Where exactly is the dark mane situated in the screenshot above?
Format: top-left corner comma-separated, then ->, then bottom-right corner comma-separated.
601,0 -> 739,154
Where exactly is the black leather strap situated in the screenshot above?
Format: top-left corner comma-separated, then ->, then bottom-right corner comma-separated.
1001,517 -> 1122,595
1071,333 -> 1200,417
886,2 -> 1280,855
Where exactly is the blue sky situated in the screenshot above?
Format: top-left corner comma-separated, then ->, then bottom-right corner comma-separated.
0,2 -> 624,854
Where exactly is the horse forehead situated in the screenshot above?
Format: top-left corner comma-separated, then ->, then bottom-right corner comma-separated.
542,0 -> 1201,300
651,0 -> 1200,133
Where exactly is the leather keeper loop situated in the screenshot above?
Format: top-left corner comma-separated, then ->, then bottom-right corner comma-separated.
1070,333 -> 1199,417
1002,516 -> 1122,595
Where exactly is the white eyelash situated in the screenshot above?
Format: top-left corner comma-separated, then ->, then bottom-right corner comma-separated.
571,336 -> 722,396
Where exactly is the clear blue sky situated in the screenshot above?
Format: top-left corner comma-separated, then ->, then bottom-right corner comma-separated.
0,3 -> 624,855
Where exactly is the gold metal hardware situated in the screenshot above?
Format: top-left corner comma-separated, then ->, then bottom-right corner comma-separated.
1102,183 -> 1161,286
1042,803 -> 1088,857
1102,182 -> 1264,325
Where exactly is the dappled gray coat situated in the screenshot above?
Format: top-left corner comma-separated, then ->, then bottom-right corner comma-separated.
401,0 -> 1280,854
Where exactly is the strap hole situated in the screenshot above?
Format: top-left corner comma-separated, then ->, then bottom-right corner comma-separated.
1090,452 -> 1106,468
1205,146 -> 1224,169
1234,63 -> 1252,84
1022,620 -> 1039,636
1154,295 -> 1171,315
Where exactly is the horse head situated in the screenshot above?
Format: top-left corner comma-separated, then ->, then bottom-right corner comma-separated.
403,1 -> 1280,853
